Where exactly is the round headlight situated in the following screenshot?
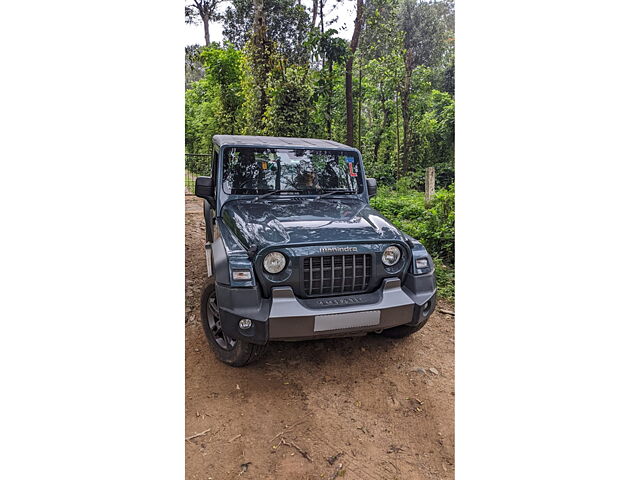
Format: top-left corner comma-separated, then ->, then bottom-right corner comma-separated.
382,246 -> 401,266
263,251 -> 287,274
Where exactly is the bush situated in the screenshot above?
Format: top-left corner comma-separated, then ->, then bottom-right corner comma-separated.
433,256 -> 455,301
371,184 -> 454,264
185,154 -> 211,176
370,183 -> 455,299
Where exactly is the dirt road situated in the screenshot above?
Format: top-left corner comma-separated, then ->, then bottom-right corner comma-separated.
185,196 -> 455,479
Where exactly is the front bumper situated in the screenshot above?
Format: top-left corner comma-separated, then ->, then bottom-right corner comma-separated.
216,271 -> 436,344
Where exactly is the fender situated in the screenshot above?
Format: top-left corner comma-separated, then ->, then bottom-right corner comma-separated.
211,235 -> 230,284
203,199 -> 214,243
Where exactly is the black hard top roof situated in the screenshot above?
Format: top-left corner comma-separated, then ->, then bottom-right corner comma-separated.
213,135 -> 355,150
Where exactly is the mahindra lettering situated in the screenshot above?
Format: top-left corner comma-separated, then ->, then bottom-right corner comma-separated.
195,135 -> 437,366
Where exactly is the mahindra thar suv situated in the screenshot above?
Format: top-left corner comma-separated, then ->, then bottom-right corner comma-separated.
195,135 -> 437,366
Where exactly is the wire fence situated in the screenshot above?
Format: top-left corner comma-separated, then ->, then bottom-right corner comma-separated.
185,153 -> 211,194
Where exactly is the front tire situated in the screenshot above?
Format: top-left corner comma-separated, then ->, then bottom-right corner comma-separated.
200,276 -> 266,367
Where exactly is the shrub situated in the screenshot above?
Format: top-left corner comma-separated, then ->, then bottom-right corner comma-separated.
371,184 -> 454,264
433,256 -> 455,301
371,183 -> 455,299
185,154 -> 211,176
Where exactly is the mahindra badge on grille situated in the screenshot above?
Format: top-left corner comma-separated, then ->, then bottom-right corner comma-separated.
319,246 -> 358,253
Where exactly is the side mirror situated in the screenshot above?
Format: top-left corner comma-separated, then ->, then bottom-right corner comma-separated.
195,176 -> 215,204
366,177 -> 377,197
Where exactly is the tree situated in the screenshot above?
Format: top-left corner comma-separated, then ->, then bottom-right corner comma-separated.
264,66 -> 313,137
357,0 -> 404,176
185,45 -> 246,150
345,0 -> 365,146
361,54 -> 403,179
200,45 -> 245,134
184,0 -> 455,193
185,0 -> 221,46
398,0 -> 454,173
308,29 -> 348,138
414,89 -> 454,187
223,0 -> 311,63
245,0 -> 275,130
185,44 -> 207,89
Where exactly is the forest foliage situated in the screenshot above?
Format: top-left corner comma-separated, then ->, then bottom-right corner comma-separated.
185,0 -> 455,297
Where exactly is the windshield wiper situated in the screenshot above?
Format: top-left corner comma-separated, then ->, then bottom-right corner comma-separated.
251,189 -> 303,202
314,189 -> 357,200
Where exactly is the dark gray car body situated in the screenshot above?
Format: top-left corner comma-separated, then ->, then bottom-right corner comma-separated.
196,135 -> 437,344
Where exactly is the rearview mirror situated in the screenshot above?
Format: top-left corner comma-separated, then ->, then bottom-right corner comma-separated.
366,178 -> 377,197
195,176 -> 215,204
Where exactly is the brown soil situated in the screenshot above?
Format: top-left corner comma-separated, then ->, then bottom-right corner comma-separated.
185,196 -> 455,480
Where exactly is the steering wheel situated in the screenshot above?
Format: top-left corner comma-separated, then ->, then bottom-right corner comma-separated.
237,179 -> 257,190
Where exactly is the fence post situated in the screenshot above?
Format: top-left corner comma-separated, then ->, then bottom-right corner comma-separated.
425,166 -> 436,205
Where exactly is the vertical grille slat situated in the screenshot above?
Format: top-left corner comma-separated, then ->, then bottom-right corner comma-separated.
351,254 -> 356,292
362,254 -> 367,290
331,256 -> 335,294
303,253 -> 372,297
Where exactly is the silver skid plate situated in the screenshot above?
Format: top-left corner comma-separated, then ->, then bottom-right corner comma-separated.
313,310 -> 381,332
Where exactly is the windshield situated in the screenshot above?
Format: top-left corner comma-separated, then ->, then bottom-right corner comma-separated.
222,147 -> 363,195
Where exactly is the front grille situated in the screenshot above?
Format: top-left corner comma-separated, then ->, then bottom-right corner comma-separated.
303,254 -> 373,296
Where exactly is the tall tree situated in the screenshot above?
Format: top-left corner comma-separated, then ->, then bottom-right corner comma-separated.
223,0 -> 310,63
398,0 -> 454,173
345,0 -> 365,146
185,0 -> 221,46
243,0 -> 276,130
308,29 -> 348,138
311,0 -> 318,28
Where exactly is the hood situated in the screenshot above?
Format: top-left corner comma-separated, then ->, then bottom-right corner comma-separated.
221,197 -> 406,252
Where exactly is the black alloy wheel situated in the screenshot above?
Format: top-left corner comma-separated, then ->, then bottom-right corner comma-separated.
205,289 -> 237,351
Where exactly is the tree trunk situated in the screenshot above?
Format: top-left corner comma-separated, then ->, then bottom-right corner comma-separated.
346,64 -> 354,145
358,64 -> 362,150
372,84 -> 390,165
395,91 -> 401,179
401,84 -> 410,173
203,14 -> 210,46
251,0 -> 270,127
345,0 -> 364,147
311,0 -> 318,29
372,108 -> 389,165
400,50 -> 414,174
326,59 -> 333,138
319,0 -> 325,68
